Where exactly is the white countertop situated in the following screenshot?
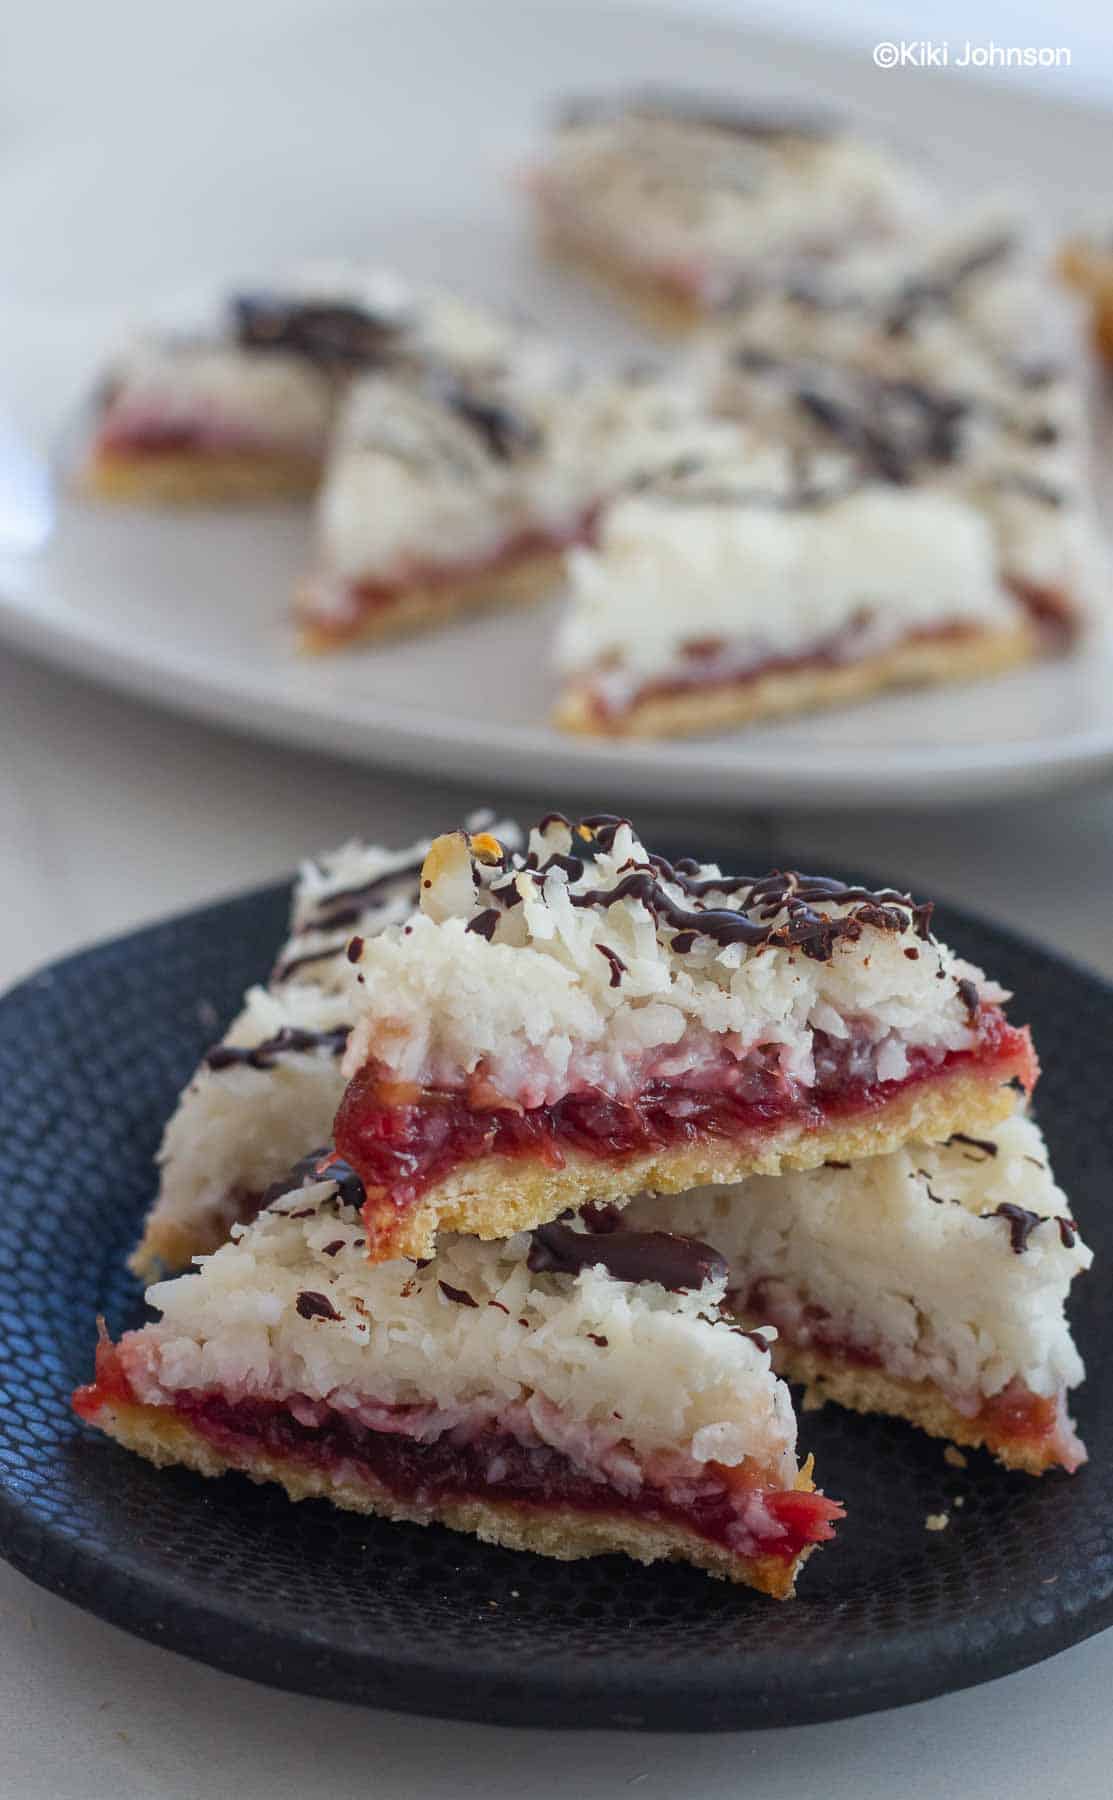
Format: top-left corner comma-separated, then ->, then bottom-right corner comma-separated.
3,0 -> 1113,1790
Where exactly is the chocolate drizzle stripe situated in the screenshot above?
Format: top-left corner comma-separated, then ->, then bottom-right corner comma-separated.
527,1221 -> 728,1292
568,866 -> 924,961
984,1202 -> 1043,1254
205,1024 -> 350,1071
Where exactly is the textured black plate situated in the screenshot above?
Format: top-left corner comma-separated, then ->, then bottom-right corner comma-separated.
1,865 -> 1112,1731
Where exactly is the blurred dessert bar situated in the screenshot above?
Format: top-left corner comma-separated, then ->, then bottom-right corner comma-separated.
555,215 -> 1098,735
526,91 -> 935,332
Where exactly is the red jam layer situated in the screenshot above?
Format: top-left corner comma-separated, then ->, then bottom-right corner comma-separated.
304,519 -> 594,649
583,594 -> 1078,727
335,1008 -> 1036,1219
74,1345 -> 841,1563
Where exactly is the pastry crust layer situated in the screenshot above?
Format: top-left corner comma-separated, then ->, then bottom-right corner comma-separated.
79,449 -> 324,505
297,549 -> 568,652
85,1396 -> 815,1596
776,1346 -> 1074,1476
359,1064 -> 1020,1262
539,232 -> 706,335
554,622 -> 1040,738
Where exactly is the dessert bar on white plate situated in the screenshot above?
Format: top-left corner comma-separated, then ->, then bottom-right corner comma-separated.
628,1112 -> 1090,1474
133,817 -> 519,1277
526,90 -> 936,330
334,814 -> 1037,1262
552,442 -> 1050,736
78,266 -> 556,508
695,210 -> 1101,621
296,367 -> 743,651
553,213 -> 1101,738
80,1173 -> 843,1596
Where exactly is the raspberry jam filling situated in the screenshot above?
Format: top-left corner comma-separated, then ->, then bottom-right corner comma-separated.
336,1007 -> 1034,1218
579,591 -> 1077,725
74,1345 -> 841,1563
304,520 -> 592,646
96,418 -> 302,459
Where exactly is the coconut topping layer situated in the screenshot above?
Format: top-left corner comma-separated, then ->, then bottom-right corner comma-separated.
137,818 -> 519,1275
342,815 -> 1005,1108
531,94 -> 934,306
557,447 -> 1015,694
627,1111 -> 1089,1417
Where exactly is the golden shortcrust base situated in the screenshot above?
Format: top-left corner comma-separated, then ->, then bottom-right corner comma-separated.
365,1067 -> 1020,1263
79,448 -> 324,505
770,1345 -> 1078,1477
85,1396 -> 821,1597
554,624 -> 1042,739
297,549 -> 569,653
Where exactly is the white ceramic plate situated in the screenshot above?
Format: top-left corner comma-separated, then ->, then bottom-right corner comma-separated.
2,0 -> 1112,809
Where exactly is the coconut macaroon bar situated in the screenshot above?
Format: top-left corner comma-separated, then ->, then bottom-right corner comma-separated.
76,1170 -> 843,1596
627,1112 -> 1090,1474
697,214 -> 1099,633
555,218 -> 1097,738
79,268 -> 553,508
525,91 -> 934,332
552,443 -> 1052,737
133,824 -> 523,1279
335,815 -> 1037,1263
295,365 -> 744,651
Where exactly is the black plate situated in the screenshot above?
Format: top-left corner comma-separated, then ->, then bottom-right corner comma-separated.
1,865 -> 1112,1732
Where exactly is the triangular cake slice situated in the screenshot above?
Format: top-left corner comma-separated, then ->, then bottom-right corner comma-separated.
295,367 -> 740,651
77,1168 -> 842,1596
133,818 -> 519,1278
335,815 -> 1037,1262
626,1112 -> 1090,1474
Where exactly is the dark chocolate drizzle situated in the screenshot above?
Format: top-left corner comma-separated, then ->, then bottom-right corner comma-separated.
984,1201 -> 1043,1255
568,866 -> 928,962
948,1131 -> 998,1160
234,295 -> 406,369
466,909 -> 501,940
205,1024 -> 350,1071
431,372 -> 541,463
295,1290 -> 342,1322
596,944 -> 627,987
438,1281 -> 479,1308
527,1221 -> 728,1292
272,945 -> 347,985
293,858 -> 425,936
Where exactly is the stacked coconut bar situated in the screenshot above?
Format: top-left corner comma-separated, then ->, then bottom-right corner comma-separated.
77,815 -> 1090,1599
